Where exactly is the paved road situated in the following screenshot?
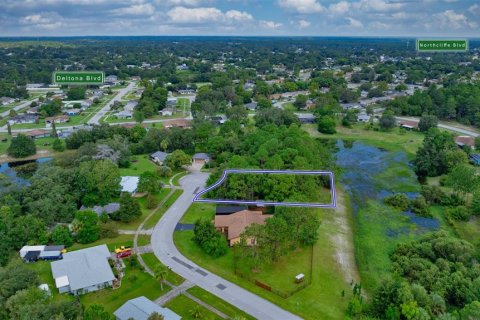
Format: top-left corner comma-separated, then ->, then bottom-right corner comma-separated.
151,173 -> 302,320
87,81 -> 136,125
0,98 -> 39,118
396,116 -> 479,137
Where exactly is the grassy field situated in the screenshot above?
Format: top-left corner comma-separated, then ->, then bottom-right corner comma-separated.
81,264 -> 170,314
141,252 -> 185,286
69,234 -> 134,252
137,235 -> 151,247
303,123 -> 424,156
174,203 -> 351,320
164,294 -> 223,320
119,154 -> 158,176
143,189 -> 184,230
186,286 -> 255,320
26,260 -> 75,302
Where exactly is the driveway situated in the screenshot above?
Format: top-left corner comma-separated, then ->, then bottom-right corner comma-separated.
88,81 -> 136,125
151,172 -> 302,320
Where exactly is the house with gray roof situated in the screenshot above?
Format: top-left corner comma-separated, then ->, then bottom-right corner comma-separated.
80,203 -> 120,216
51,244 -> 115,295
114,296 -> 181,320
150,151 -> 169,165
192,153 -> 210,165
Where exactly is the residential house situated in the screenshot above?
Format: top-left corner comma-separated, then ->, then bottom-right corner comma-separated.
210,115 -> 227,125
26,83 -> 46,89
18,129 -> 50,139
214,210 -> 272,246
26,107 -> 39,114
80,203 -> 120,217
192,153 -> 210,165
454,136 -> 475,149
120,176 -> 139,194
215,206 -> 248,215
245,102 -> 258,111
176,63 -> 189,71
357,113 -> 371,122
0,97 -> 15,105
295,113 -> 315,124
51,245 -> 115,295
65,109 -> 81,116
177,89 -> 195,95
159,108 -> 174,116
105,75 -> 119,84
114,296 -> 181,320
116,111 -> 132,119
398,120 -> 419,130
8,114 -> 39,125
124,100 -> 138,112
150,151 -> 169,165
470,154 -> 480,166
164,119 -> 192,129
46,115 -> 69,124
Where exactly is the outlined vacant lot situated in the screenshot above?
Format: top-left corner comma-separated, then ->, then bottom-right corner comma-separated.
193,169 -> 336,208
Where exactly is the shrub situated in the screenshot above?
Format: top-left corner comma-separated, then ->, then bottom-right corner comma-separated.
384,193 -> 410,211
157,165 -> 173,177
421,185 -> 446,205
411,196 -> 430,217
446,206 -> 471,221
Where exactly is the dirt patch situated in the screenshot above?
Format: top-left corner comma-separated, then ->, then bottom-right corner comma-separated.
330,190 -> 360,286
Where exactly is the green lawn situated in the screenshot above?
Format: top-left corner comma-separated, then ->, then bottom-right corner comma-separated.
25,260 -> 74,303
174,205 -> 350,320
143,189 -> 184,230
180,203 -> 215,223
137,235 -> 151,247
164,294 -> 223,320
451,216 -> 480,250
186,286 -> 255,320
81,264 -> 171,314
69,234 -> 134,252
119,154 -> 158,176
141,252 -> 185,286
171,171 -> 188,186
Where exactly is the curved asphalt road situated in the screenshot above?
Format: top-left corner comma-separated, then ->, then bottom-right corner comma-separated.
396,116 -> 479,137
151,172 -> 302,320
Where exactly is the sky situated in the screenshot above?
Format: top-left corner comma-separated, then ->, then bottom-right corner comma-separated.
0,0 -> 479,37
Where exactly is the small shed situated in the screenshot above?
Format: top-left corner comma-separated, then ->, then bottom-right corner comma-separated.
23,251 -> 41,263
295,273 -> 305,283
470,154 -> 480,166
39,250 -> 63,261
192,153 -> 210,165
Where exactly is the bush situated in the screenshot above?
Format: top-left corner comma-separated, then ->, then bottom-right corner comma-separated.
384,194 -> 410,211
193,219 -> 228,257
99,221 -> 118,239
420,185 -> 446,204
7,134 -> 36,158
470,193 -> 480,216
446,206 -> 471,221
411,196 -> 430,217
157,165 -> 173,178
52,139 -> 65,152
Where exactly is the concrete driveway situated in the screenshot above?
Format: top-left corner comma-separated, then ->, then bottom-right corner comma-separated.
151,172 -> 302,320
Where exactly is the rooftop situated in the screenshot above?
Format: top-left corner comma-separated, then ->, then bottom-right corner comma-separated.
215,210 -> 272,240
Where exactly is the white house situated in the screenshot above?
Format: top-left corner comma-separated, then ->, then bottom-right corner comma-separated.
150,151 -> 169,165
50,245 -> 115,295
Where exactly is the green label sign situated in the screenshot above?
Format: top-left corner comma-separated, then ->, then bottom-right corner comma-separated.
416,39 -> 468,52
53,71 -> 104,85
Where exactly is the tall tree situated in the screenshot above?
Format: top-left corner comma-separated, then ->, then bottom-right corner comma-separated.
7,134 -> 36,158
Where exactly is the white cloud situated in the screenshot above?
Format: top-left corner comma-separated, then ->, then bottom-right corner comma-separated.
353,0 -> 404,12
164,0 -> 205,5
277,0 -> 324,14
20,12 -> 64,29
260,20 -> 283,30
167,6 -> 252,24
329,1 -> 350,14
469,4 -> 480,15
298,19 -> 311,28
112,3 -> 155,16
347,17 -> 363,28
435,10 -> 472,29
225,10 -> 253,22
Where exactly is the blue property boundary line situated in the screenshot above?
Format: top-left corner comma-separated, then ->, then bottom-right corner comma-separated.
193,169 -> 336,208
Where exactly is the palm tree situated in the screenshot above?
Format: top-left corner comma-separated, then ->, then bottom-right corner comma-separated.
147,312 -> 164,320
189,306 -> 203,319
154,266 -> 168,291
161,139 -> 169,152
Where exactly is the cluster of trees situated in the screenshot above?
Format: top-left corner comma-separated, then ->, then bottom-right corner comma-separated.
386,83 -> 480,127
0,261 -> 83,319
7,134 -> 36,158
384,193 -> 429,217
193,219 -> 228,257
38,98 -> 62,117
367,232 -> 480,320
135,83 -> 168,118
67,87 -> 86,100
238,207 -> 320,269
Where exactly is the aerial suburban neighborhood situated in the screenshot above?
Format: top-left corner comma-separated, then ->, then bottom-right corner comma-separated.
0,1 -> 479,320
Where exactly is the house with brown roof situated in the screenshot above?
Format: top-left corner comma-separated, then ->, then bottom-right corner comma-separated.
454,136 -> 475,149
46,115 -> 69,124
163,119 -> 192,129
214,210 -> 272,246
14,129 -> 50,139
398,119 -> 419,130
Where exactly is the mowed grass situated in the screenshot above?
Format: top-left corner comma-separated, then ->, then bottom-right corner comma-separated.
81,264 -> 171,314
69,234 -> 134,252
186,286 -> 255,320
164,294 -> 223,320
174,205 -> 351,320
180,202 -> 215,223
137,235 -> 151,247
143,189 -> 183,230
119,154 -> 158,176
141,252 -> 185,286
